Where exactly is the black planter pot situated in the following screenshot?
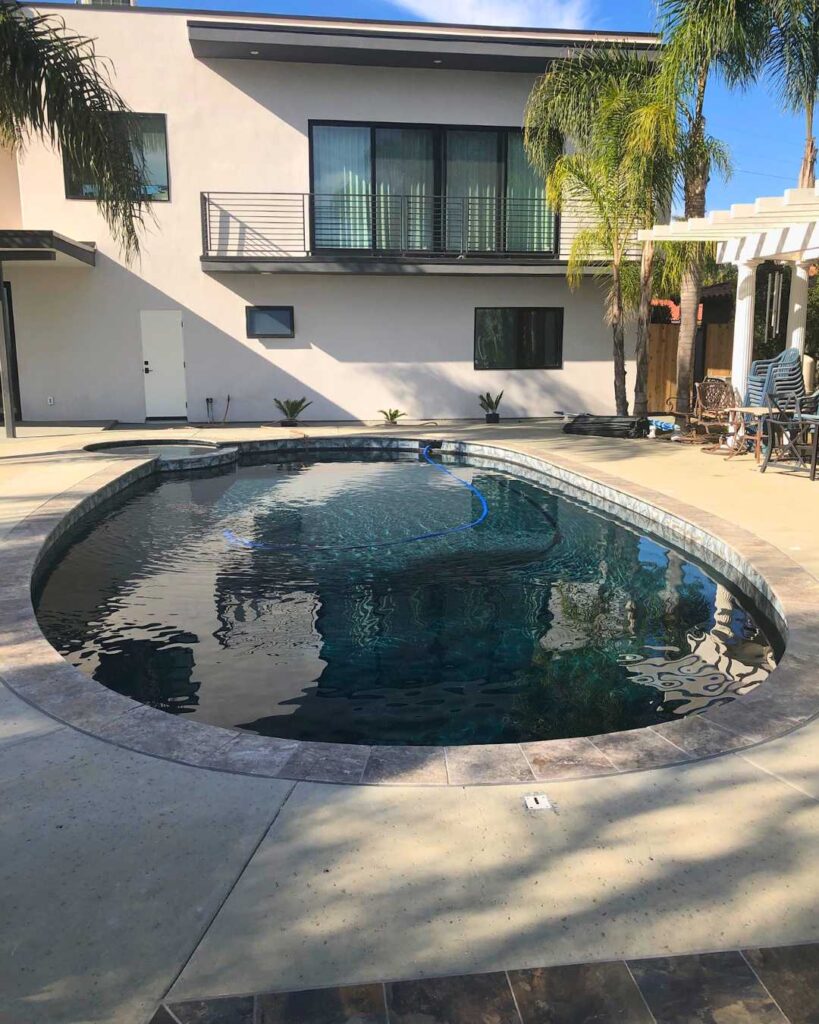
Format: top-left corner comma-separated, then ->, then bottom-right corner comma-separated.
485,412 -> 500,424
280,418 -> 299,427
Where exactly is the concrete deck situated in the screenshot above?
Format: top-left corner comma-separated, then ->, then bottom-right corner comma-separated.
1,422 -> 818,1024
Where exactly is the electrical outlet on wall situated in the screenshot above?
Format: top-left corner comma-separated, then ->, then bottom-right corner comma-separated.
47,396 -> 55,406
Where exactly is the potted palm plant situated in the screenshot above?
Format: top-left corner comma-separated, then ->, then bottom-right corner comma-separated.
379,408 -> 406,425
274,397 -> 312,427
479,391 -> 503,424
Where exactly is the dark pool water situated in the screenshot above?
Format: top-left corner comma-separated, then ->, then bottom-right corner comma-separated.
34,450 -> 777,746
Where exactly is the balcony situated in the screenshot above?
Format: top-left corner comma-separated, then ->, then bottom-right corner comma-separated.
200,192 -> 562,274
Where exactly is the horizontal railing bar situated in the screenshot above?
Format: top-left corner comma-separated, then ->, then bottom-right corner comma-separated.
202,190 -> 561,260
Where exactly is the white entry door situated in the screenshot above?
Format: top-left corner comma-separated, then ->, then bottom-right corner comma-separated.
140,310 -> 187,419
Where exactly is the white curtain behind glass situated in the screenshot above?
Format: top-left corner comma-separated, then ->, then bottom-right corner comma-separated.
375,129 -> 434,251
505,134 -> 553,253
312,126 -> 372,248
138,116 -> 169,200
446,130 -> 499,252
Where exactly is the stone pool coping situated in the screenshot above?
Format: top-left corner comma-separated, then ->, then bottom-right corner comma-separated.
1,434 -> 817,787
83,437 -> 239,473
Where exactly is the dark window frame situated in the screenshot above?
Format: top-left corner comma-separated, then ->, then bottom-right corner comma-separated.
246,305 -> 295,339
473,306 -> 564,371
307,119 -> 557,257
63,112 -> 171,203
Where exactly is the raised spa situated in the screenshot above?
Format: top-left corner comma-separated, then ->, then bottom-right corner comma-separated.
34,448 -> 778,746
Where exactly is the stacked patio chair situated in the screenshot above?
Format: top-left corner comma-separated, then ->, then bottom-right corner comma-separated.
731,348 -> 806,458
761,388 -> 819,475
745,347 -> 805,408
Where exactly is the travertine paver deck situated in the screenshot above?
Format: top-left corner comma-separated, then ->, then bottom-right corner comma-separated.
1,421 -> 818,1023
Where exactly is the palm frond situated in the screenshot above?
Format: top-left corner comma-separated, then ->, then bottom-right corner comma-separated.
0,2 -> 148,257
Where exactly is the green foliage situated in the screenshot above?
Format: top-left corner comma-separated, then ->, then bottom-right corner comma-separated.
478,391 -> 503,413
525,47 -> 671,266
274,397 -> 312,421
806,275 -> 819,360
766,0 -> 819,184
379,408 -> 406,423
0,1 -> 149,258
525,46 -> 677,414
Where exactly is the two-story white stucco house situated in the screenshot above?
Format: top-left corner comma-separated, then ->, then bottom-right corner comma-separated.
0,5 -> 656,425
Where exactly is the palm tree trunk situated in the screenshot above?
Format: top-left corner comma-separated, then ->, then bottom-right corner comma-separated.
634,238 -> 654,418
675,66 -> 708,423
676,258 -> 702,421
799,99 -> 816,188
611,262 -> 629,416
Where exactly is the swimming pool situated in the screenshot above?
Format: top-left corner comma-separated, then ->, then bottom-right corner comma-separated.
34,448 -> 777,746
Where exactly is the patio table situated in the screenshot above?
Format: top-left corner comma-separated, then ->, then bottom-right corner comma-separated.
724,405 -> 768,461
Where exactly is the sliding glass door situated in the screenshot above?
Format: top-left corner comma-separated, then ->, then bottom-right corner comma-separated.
445,130 -> 500,252
312,125 -> 372,249
375,128 -> 436,251
505,133 -> 553,252
310,122 -> 554,255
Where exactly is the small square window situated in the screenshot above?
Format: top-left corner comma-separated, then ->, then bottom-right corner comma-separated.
246,306 -> 295,339
474,307 -> 563,370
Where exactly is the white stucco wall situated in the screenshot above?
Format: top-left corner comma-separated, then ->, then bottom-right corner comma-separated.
4,5 -> 634,422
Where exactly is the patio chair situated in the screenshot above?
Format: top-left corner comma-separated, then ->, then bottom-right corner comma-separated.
745,347 -> 804,407
692,376 -> 734,432
731,349 -> 806,459
760,388 -> 819,473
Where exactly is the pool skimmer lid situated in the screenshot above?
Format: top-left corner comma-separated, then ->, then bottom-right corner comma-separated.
524,793 -> 555,813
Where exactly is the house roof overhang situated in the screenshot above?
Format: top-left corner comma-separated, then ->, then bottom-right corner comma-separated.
0,231 -> 96,267
187,18 -> 658,73
638,186 -> 819,264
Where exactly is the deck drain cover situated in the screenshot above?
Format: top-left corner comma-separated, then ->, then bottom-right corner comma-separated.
524,794 -> 554,812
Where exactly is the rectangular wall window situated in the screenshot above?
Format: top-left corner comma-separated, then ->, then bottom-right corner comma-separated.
246,306 -> 295,339
474,308 -> 563,370
309,121 -> 554,255
64,113 -> 170,201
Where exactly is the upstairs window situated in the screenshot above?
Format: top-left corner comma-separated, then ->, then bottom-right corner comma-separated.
309,121 -> 554,254
474,308 -> 563,370
64,113 -> 170,201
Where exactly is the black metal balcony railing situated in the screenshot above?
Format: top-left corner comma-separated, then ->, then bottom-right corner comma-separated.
201,192 -> 558,260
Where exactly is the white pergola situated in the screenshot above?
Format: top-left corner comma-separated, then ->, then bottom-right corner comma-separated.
638,185 -> 819,393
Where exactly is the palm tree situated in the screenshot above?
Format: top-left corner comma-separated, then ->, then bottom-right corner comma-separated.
0,2 -> 149,257
656,0 -> 770,419
767,0 -> 819,187
525,48 -> 674,417
544,152 -> 641,415
0,2 -> 149,437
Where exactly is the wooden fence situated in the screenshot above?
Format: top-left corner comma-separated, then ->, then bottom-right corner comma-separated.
647,322 -> 733,413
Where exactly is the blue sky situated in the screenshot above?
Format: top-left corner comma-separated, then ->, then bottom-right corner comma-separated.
143,0 -> 803,211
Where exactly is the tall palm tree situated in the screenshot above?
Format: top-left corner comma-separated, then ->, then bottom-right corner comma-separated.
544,152 -> 641,415
525,48 -> 674,417
657,0 -> 770,419
767,0 -> 819,187
0,1 -> 149,257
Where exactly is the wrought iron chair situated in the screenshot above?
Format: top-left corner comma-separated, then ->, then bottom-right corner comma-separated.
760,388 -> 819,473
692,376 -> 734,432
